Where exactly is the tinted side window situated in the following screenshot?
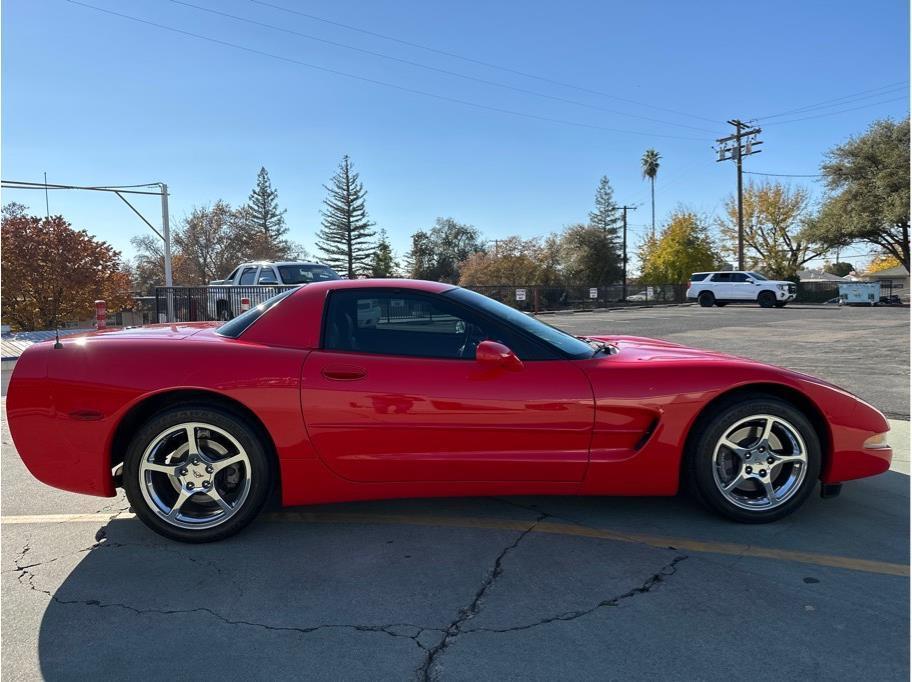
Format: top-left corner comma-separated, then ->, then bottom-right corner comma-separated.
239,267 -> 257,285
710,273 -> 731,282
690,273 -> 708,281
323,290 -> 551,360
730,273 -> 749,283
258,268 -> 279,284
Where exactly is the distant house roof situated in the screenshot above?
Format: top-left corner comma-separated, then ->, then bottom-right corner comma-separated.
798,269 -> 848,282
1,329 -> 91,361
867,265 -> 910,279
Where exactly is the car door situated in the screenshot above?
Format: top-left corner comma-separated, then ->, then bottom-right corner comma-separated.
709,272 -> 732,298
728,272 -> 753,300
300,288 -> 594,483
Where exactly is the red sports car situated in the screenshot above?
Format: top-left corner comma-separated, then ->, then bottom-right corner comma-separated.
7,279 -> 893,542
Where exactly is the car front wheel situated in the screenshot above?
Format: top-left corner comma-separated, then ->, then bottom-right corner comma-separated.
687,397 -> 821,523
758,291 -> 776,308
123,405 -> 273,542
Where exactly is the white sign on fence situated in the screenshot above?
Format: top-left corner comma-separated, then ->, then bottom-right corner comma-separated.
646,286 -> 654,299
589,288 -> 598,299
515,288 -> 526,301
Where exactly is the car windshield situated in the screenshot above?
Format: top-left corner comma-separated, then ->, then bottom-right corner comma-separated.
278,264 -> 341,284
747,271 -> 768,281
215,288 -> 296,338
444,288 -> 594,359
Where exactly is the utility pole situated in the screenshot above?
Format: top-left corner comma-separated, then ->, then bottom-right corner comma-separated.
159,183 -> 173,288
619,205 -> 637,302
715,120 -> 762,270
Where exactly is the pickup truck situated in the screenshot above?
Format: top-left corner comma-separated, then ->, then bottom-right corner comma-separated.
208,261 -> 341,319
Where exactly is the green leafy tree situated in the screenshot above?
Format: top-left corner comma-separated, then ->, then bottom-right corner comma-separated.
718,180 -> 823,279
405,218 -> 483,282
370,229 -> 397,277
559,223 -> 623,285
243,167 -> 289,255
316,155 -> 376,278
641,149 -> 661,237
823,261 -> 854,277
806,118 -> 910,270
640,209 -> 720,300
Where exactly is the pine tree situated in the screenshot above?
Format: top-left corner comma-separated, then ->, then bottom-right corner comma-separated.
588,175 -> 621,240
244,167 -> 288,247
316,155 -> 376,278
370,229 -> 396,277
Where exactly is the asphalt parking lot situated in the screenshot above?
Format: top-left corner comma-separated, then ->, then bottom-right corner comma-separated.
1,305 -> 909,680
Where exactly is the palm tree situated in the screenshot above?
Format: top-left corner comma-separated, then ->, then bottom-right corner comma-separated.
641,149 -> 661,238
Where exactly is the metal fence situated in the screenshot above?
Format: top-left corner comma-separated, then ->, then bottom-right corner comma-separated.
153,280 -> 904,323
464,284 -> 684,313
155,285 -> 298,323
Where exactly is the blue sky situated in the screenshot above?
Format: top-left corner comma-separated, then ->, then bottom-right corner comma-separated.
2,0 -> 909,273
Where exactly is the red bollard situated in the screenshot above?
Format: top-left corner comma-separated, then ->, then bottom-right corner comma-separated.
95,300 -> 107,330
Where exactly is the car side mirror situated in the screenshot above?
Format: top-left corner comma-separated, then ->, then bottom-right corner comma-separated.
476,340 -> 523,371
259,277 -> 279,285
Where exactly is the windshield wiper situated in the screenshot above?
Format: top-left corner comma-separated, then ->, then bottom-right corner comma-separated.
577,336 -> 616,355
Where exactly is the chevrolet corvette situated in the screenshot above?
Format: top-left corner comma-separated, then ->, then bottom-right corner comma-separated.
7,279 -> 893,542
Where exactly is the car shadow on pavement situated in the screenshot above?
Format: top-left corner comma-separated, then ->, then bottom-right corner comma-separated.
26,474 -> 910,681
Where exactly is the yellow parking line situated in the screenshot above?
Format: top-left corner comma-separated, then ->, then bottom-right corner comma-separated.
2,511 -> 907,577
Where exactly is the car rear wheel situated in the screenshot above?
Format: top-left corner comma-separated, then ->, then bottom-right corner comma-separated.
687,397 -> 821,523
123,405 -> 273,542
698,292 -> 715,307
758,291 -> 776,308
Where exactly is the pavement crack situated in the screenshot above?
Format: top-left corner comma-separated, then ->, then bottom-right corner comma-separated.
416,512 -> 547,681
466,554 -> 689,635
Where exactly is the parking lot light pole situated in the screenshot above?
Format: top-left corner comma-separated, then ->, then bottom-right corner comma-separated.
159,183 -> 175,322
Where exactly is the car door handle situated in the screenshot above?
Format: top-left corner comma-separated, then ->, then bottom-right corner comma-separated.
322,366 -> 367,381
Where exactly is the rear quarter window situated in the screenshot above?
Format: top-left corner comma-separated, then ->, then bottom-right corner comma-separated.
690,273 -> 709,281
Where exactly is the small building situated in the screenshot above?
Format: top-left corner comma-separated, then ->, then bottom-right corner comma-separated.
797,269 -> 849,283
866,265 -> 910,299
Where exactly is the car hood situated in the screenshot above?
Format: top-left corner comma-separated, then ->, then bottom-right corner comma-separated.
587,335 -> 741,363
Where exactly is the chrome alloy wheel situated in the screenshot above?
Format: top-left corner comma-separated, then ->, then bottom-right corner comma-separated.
711,414 -> 808,511
138,422 -> 252,530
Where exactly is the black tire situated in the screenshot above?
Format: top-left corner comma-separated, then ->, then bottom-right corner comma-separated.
686,395 -> 821,523
715,302 -> 728,307
698,291 -> 715,307
123,404 -> 273,542
774,301 -> 788,308
758,291 -> 776,308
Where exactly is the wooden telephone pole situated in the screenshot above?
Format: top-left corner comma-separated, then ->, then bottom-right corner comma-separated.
619,205 -> 637,302
715,120 -> 762,270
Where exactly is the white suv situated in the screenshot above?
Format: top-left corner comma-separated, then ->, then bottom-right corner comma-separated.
686,271 -> 797,308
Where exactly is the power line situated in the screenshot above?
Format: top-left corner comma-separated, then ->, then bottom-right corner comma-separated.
248,0 -> 721,125
168,0 -> 718,135
760,96 -> 908,126
744,171 -> 823,178
754,81 -> 908,121
66,0 -> 709,142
